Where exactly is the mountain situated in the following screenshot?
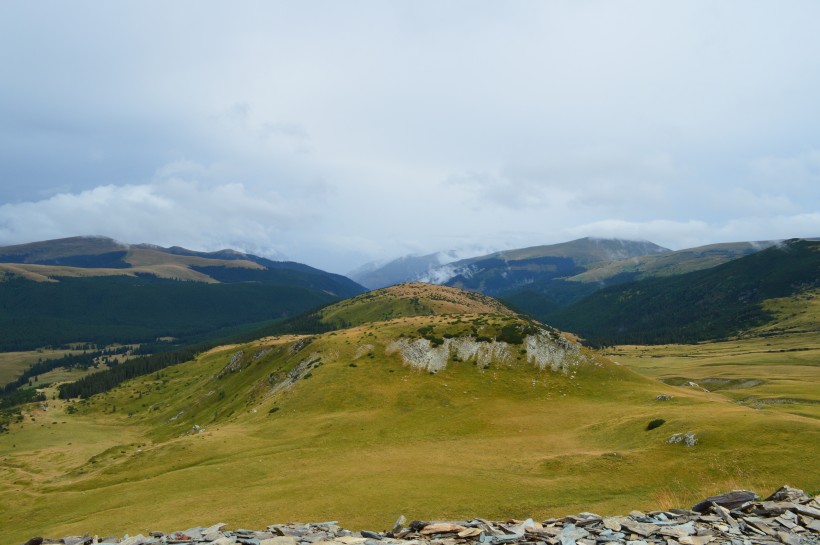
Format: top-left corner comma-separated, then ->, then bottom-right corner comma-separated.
441,238 -> 670,296
502,240 -> 783,317
348,252 -> 451,290
351,238 -> 670,293
0,236 -> 365,351
546,238 -> 820,345
1,282 -> 817,541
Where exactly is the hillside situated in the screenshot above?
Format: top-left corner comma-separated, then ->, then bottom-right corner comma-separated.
0,236 -> 365,351
546,239 -> 820,345
440,238 -> 669,296
1,283 -> 817,542
502,240 -> 782,317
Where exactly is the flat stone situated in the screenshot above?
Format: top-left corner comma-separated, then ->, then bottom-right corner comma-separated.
259,537 -> 298,545
335,538 -> 367,545
420,524 -> 466,535
62,537 -> 91,545
793,503 -> 820,519
776,531 -> 801,545
119,535 -> 150,545
620,521 -> 660,537
602,518 -> 623,532
712,505 -> 739,528
678,536 -> 715,545
766,487 -> 809,503
659,523 -> 696,538
775,516 -> 798,530
210,538 -> 237,545
692,491 -> 756,513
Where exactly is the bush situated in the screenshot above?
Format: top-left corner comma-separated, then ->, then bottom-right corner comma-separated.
646,418 -> 666,431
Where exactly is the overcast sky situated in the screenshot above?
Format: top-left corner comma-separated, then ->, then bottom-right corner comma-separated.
1,1 -> 819,273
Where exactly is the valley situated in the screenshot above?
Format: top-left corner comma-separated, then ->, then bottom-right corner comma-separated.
1,283 -> 818,542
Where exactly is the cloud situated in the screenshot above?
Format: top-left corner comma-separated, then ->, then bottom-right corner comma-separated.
750,149 -> 820,189
0,178 -> 308,259
447,150 -> 678,212
565,214 -> 820,250
1,2 -> 819,272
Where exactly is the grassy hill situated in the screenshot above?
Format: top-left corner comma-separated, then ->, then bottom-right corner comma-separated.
544,239 -> 820,345
0,237 -> 365,351
0,283 -> 817,542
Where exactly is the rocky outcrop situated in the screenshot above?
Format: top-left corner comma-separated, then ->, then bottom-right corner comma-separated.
216,351 -> 246,378
25,486 -> 819,545
386,331 -> 586,374
267,352 -> 322,396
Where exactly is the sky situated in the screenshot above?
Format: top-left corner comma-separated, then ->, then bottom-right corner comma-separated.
1,1 -> 819,274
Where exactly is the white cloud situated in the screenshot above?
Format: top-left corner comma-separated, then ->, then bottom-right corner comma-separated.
0,179 -> 307,259
0,2 -> 819,272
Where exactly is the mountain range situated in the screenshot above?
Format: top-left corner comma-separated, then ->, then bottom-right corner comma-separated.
2,234 -> 818,351
0,236 -> 365,351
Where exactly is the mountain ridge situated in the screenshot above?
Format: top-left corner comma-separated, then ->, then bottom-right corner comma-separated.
0,236 -> 365,351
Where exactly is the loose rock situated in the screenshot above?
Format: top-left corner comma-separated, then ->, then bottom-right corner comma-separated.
25,486 -> 819,545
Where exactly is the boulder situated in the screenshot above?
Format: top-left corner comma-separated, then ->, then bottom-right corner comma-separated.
692,490 -> 757,513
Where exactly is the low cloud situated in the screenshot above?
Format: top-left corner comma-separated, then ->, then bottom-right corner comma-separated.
0,178 -> 309,259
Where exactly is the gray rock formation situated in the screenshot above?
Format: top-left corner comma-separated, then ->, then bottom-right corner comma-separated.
386,331 -> 587,374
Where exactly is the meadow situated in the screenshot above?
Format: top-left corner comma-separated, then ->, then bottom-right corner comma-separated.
0,349 -> 82,387
0,288 -> 817,542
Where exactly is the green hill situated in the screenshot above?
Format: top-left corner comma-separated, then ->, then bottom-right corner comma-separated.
1,283 -> 817,542
545,239 -> 820,345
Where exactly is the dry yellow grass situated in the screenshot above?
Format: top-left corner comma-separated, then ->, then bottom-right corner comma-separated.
1,285 -> 818,542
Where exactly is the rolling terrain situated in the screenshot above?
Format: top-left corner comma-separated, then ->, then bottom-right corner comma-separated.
0,236 -> 365,351
350,238 -> 788,319
545,238 -> 820,345
0,283 -> 817,542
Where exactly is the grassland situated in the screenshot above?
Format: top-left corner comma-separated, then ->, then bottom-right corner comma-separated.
0,349 -> 83,386
609,290 -> 820,420
1,286 -> 818,542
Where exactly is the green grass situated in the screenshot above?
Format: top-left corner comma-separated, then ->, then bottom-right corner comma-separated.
609,290 -> 820,420
1,286 -> 818,542
2,317 -> 818,542
0,349 -> 83,387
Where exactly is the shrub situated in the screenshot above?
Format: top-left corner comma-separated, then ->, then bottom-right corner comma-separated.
646,418 -> 666,431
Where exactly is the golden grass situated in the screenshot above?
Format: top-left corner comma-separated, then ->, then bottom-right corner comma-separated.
1,315 -> 818,542
320,283 -> 517,327
1,288 -> 818,542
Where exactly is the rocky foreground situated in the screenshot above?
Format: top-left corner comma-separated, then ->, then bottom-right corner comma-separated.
23,487 -> 820,545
